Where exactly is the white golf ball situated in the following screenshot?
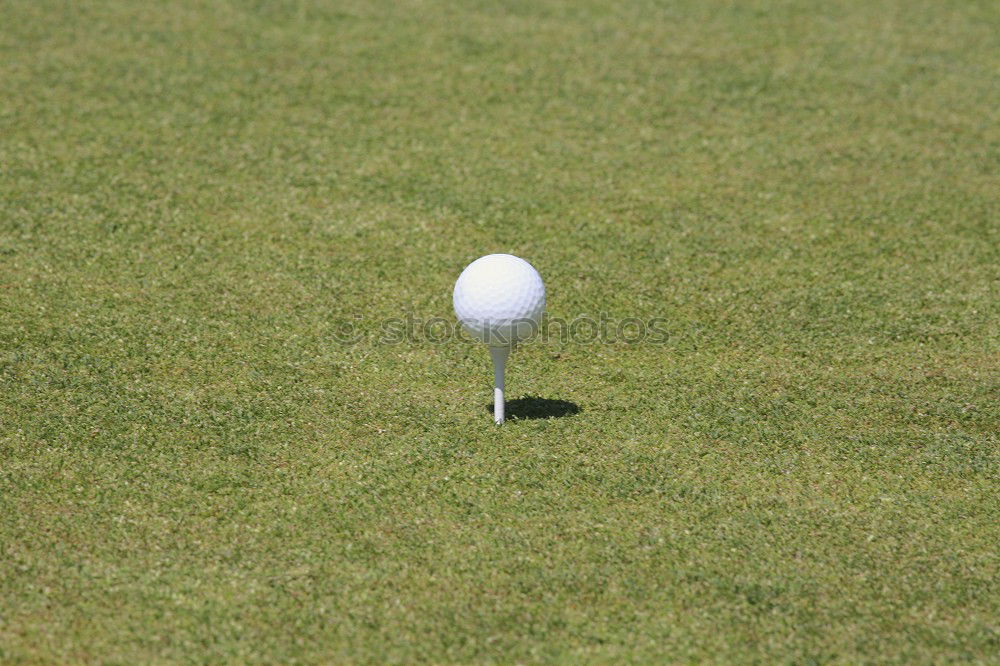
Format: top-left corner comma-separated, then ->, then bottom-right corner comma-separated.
453,254 -> 546,347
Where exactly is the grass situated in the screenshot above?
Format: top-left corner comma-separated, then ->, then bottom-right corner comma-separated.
1,0 -> 998,663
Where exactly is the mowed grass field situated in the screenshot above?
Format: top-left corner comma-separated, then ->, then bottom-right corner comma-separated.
2,0 -> 998,663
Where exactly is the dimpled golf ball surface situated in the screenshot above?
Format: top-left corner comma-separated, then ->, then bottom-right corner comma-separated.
453,254 -> 546,346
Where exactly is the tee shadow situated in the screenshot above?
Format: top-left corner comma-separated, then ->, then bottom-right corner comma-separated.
485,396 -> 580,420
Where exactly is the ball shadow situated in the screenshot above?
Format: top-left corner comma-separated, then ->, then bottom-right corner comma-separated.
485,396 -> 581,420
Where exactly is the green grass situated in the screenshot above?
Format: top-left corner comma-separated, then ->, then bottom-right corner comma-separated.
1,0 -> 998,663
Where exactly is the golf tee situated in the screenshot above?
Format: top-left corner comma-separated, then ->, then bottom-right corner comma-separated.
489,346 -> 510,424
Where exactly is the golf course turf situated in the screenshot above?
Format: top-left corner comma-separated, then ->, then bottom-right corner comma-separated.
1,0 -> 998,663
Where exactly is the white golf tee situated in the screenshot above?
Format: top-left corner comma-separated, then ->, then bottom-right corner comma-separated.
489,346 -> 510,424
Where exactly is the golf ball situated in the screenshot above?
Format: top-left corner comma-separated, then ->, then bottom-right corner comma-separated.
453,254 -> 546,346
